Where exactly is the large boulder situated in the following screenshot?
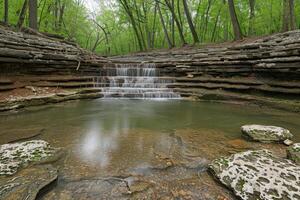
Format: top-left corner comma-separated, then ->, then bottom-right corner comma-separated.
0,140 -> 60,176
209,150 -> 300,200
287,143 -> 300,165
241,125 -> 293,143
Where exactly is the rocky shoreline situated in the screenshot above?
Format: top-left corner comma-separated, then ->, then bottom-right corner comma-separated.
0,88 -> 103,112
0,125 -> 299,200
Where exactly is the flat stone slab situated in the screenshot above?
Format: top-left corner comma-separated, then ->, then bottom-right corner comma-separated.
0,165 -> 57,200
0,128 -> 44,144
241,125 -> 293,143
287,143 -> 300,165
0,140 -> 59,176
209,150 -> 300,200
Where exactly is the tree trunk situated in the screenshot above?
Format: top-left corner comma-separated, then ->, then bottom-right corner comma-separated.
156,0 -> 173,48
4,0 -> 8,24
151,4 -> 158,48
201,0 -> 213,42
182,0 -> 199,43
58,1 -> 66,30
119,0 -> 144,51
289,0 -> 296,30
211,7 -> 221,42
248,0 -> 255,35
171,0 -> 175,45
29,0 -> 38,30
282,0 -> 289,32
228,0 -> 242,40
17,0 -> 28,29
38,0 -> 47,27
165,0 -> 186,45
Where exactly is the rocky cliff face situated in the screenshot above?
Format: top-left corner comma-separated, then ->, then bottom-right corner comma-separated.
0,26 -> 108,75
0,26 -> 300,111
112,31 -> 300,111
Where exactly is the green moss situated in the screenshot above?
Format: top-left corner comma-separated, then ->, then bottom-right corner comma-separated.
236,178 -> 246,192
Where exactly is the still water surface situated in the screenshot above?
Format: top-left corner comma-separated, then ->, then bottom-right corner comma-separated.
0,100 -> 299,199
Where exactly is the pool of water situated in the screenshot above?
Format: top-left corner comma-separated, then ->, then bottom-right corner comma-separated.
0,100 -> 299,199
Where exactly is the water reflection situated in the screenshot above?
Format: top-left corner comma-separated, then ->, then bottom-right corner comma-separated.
78,108 -> 131,167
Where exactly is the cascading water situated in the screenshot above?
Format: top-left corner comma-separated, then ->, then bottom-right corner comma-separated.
95,63 -> 181,99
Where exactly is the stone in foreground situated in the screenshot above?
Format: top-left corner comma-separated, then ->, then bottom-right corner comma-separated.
0,165 -> 57,200
241,125 -> 293,143
287,143 -> 300,165
209,150 -> 300,200
0,140 -> 59,176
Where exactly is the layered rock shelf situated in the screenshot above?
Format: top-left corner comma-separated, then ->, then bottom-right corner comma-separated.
112,31 -> 300,111
0,26 -> 108,75
1,26 -> 300,111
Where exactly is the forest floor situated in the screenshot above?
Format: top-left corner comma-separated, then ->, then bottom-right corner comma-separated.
115,34 -> 269,56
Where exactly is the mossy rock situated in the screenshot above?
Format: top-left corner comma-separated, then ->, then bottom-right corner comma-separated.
0,140 -> 60,176
287,143 -> 300,165
241,125 -> 293,143
209,150 -> 300,200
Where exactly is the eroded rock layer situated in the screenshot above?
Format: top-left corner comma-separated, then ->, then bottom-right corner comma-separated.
112,31 -> 300,111
1,26 -> 300,110
0,26 -> 108,75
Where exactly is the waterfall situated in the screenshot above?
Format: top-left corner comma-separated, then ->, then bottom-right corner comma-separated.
96,63 -> 181,99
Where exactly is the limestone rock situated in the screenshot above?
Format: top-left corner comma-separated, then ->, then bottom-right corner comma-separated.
287,143 -> 300,165
0,140 -> 59,176
0,165 -> 58,200
284,139 -> 294,146
209,150 -> 300,200
241,125 -> 293,143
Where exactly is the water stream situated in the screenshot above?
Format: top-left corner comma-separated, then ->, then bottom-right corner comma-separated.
95,64 -> 181,99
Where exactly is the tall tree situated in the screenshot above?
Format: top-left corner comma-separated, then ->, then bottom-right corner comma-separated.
248,0 -> 255,35
164,0 -> 186,45
282,0 -> 290,31
119,0 -> 144,51
289,0 -> 296,30
17,0 -> 28,29
4,0 -> 8,24
282,0 -> 296,31
29,0 -> 38,30
228,0 -> 242,40
182,0 -> 199,43
156,0 -> 173,48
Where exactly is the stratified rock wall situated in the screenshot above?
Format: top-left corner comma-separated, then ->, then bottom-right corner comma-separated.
112,31 -> 300,111
0,26 -> 108,75
0,26 -> 300,111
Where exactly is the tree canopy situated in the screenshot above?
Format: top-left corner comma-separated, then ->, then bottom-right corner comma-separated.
1,0 -> 299,55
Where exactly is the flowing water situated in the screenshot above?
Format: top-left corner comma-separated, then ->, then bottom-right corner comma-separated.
0,100 -> 299,199
95,64 -> 181,99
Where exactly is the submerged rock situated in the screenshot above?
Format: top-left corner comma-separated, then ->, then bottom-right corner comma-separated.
241,125 -> 293,143
209,150 -> 300,200
0,140 -> 59,176
287,143 -> 300,165
0,165 -> 57,200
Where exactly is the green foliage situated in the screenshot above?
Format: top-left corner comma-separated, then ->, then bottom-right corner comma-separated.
0,0 -> 299,55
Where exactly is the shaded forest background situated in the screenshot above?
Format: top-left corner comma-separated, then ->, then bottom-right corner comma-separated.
1,0 -> 299,55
